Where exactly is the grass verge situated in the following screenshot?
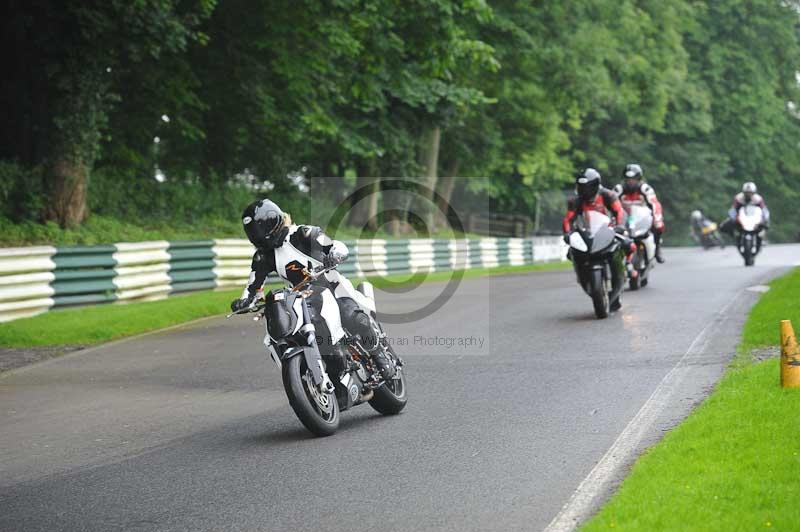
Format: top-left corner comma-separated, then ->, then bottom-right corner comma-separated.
583,267 -> 800,531
0,214 -> 487,247
0,262 -> 569,349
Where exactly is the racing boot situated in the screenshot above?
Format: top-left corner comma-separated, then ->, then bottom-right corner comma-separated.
655,244 -> 665,263
352,311 -> 395,380
370,347 -> 396,381
654,232 -> 666,263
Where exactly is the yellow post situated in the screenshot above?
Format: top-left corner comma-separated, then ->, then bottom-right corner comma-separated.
780,320 -> 800,388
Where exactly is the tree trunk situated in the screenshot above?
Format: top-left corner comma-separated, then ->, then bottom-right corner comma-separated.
46,157 -> 88,228
418,126 -> 441,232
435,160 -> 459,230
346,160 -> 379,231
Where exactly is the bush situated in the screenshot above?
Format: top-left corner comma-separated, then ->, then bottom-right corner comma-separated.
0,161 -> 44,222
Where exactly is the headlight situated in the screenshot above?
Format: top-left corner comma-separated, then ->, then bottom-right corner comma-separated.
569,232 -> 588,252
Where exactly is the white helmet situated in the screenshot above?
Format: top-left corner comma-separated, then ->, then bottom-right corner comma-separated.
690,210 -> 702,221
742,182 -> 757,194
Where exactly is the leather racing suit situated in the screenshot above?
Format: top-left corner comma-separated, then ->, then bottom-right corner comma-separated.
613,181 -> 665,256
236,224 -> 379,353
562,186 -> 626,233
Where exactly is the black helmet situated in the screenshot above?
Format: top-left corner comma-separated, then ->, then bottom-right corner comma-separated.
576,168 -> 602,201
242,199 -> 286,248
623,163 -> 643,194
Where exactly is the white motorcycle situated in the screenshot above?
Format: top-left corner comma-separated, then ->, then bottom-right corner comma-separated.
229,266 -> 407,436
625,204 -> 657,290
737,205 -> 765,267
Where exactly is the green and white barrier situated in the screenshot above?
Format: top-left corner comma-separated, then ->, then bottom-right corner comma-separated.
0,246 -> 58,321
0,236 -> 565,322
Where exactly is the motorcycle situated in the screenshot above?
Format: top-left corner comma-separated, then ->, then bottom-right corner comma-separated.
625,204 -> 656,290
697,220 -> 725,250
737,204 -> 765,267
228,266 -> 407,436
567,210 -> 627,319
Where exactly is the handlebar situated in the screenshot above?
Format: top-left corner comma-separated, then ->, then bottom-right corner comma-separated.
291,264 -> 338,292
226,301 -> 266,318
226,264 -> 338,319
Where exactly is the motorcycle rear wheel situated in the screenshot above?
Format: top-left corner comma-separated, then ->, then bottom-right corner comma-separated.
370,369 -> 408,415
282,355 -> 340,437
369,344 -> 408,415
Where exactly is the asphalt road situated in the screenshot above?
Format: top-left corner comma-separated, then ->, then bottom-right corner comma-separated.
2,245 -> 799,532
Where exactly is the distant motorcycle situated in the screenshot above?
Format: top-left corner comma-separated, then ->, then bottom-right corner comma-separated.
567,211 -> 627,319
737,205 -> 765,267
697,220 -> 725,249
229,266 -> 407,436
625,204 -> 656,290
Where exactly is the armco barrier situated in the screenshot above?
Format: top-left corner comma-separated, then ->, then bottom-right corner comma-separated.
0,236 -> 566,322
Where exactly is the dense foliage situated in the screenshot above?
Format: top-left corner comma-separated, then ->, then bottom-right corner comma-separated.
1,0 -> 799,243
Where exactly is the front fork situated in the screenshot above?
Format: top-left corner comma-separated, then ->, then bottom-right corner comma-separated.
609,249 -> 626,301
298,298 -> 335,394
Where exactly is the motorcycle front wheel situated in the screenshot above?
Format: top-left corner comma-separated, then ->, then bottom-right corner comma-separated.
629,249 -> 641,291
742,236 -> 755,267
282,355 -> 340,436
590,268 -> 609,319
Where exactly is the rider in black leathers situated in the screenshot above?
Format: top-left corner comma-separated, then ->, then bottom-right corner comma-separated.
230,199 -> 394,378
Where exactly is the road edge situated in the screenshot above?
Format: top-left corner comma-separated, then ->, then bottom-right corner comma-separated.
544,266 -> 788,532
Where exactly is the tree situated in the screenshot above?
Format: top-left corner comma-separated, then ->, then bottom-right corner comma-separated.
0,0 -> 214,227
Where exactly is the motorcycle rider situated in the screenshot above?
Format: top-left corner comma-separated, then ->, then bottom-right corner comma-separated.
562,168 -> 627,234
689,210 -> 709,243
690,209 -> 724,248
613,163 -> 666,263
720,182 -> 771,237
731,182 -> 770,226
562,168 -> 629,310
230,199 -> 394,379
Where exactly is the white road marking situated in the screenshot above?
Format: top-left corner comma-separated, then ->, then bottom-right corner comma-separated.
544,291 -> 744,532
746,285 -> 771,293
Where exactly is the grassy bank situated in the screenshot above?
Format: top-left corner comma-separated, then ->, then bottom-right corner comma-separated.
0,214 -> 485,247
583,267 -> 800,531
0,262 -> 569,349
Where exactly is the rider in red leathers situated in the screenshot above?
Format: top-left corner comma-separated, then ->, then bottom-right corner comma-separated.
562,168 -> 630,311
613,163 -> 666,263
562,168 -> 626,235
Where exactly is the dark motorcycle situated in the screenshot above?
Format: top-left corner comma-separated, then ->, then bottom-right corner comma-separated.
737,205 -> 765,267
229,266 -> 407,436
567,211 -> 627,319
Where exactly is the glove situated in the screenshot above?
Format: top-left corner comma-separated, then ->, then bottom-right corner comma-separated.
563,233 -> 570,245
614,225 -> 628,235
230,295 -> 255,313
323,254 -> 337,269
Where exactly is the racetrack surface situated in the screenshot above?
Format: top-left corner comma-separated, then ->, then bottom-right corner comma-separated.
2,245 -> 799,532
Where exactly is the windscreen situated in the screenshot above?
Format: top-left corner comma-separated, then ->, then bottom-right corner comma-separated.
582,210 -> 612,237
627,205 -> 653,236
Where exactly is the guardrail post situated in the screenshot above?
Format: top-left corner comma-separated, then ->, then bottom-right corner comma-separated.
780,319 -> 800,388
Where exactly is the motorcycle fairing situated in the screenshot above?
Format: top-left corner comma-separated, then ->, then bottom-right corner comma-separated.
738,205 -> 764,232
626,204 -> 653,239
